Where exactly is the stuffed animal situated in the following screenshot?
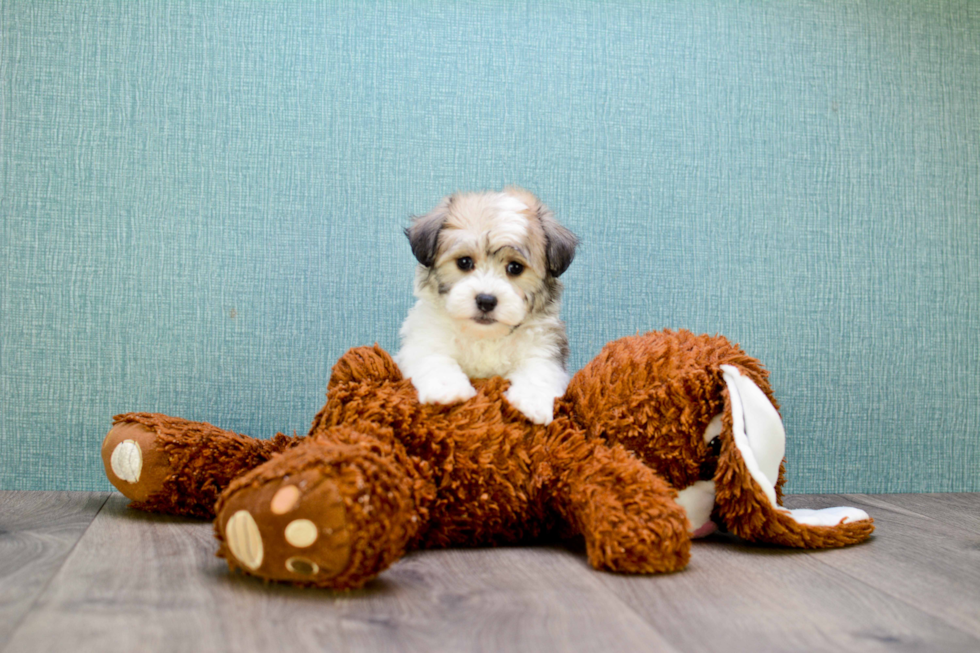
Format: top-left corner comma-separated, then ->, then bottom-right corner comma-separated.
101,330 -> 873,589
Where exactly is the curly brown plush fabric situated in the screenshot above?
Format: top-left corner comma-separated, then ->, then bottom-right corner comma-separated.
565,331 -> 790,505
102,330 -> 873,589
102,414 -> 300,519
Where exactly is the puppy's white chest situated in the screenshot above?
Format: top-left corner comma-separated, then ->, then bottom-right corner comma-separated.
453,332 -> 524,379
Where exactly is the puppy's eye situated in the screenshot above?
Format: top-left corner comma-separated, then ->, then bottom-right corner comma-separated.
506,261 -> 524,276
456,257 -> 474,271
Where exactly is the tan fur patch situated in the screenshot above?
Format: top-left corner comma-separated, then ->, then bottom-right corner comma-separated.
426,190 -> 553,308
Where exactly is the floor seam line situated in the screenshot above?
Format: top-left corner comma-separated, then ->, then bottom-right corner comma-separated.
0,491 -> 111,653
851,493 -> 980,538
802,494 -> 980,644
572,562 -> 685,653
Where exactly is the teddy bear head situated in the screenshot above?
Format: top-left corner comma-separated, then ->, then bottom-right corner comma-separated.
563,330 -> 874,548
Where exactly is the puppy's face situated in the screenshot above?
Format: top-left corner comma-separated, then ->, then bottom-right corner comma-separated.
406,189 -> 577,338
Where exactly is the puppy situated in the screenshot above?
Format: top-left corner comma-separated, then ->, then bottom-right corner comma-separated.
395,188 -> 578,425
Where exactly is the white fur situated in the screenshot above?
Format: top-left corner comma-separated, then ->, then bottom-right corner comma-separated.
493,196 -> 531,235
396,191 -> 570,424
444,269 -> 526,326
396,297 -> 568,424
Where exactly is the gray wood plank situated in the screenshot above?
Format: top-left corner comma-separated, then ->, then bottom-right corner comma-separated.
212,545 -> 678,653
784,493 -> 980,640
4,493 -> 676,653
2,495 -> 231,653
587,493 -> 980,652
0,491 -> 108,650
7,492 -> 980,653
863,493 -> 980,535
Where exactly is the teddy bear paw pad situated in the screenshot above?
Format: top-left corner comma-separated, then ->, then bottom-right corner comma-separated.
284,519 -> 318,547
110,440 -> 142,483
270,485 -> 301,514
285,557 -> 319,575
218,472 -> 352,583
101,421 -> 173,502
226,510 -> 264,570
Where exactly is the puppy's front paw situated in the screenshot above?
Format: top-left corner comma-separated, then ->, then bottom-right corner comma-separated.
504,385 -> 558,425
412,373 -> 478,406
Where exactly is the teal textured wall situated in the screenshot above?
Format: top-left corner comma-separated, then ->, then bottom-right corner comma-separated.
2,1 -> 978,492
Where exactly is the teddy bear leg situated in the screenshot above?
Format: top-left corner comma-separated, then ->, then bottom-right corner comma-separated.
102,413 -> 298,519
549,437 -> 692,574
214,429 -> 424,590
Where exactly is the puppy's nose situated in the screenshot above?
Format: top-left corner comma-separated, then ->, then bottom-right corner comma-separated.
475,294 -> 498,313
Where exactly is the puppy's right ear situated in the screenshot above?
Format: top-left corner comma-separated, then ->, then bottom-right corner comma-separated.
405,197 -> 450,268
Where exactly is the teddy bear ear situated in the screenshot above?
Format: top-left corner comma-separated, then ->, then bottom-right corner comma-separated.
711,365 -> 875,548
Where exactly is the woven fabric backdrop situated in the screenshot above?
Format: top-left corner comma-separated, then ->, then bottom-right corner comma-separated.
2,1 -> 978,492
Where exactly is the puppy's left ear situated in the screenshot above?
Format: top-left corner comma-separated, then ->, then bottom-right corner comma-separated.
541,210 -> 578,278
405,197 -> 450,268
506,187 -> 578,277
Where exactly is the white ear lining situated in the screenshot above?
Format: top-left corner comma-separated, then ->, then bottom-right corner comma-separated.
721,365 -> 782,506
718,365 -> 870,526
721,365 -> 785,490
782,506 -> 870,526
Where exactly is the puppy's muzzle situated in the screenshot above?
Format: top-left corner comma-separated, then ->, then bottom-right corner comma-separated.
475,294 -> 498,313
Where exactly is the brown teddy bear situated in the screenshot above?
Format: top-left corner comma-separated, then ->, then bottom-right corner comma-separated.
102,330 -> 873,589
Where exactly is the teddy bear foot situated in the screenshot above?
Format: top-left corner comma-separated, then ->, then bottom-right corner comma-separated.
101,420 -> 174,504
214,433 -> 423,589
102,413 -> 300,519
216,468 -> 353,585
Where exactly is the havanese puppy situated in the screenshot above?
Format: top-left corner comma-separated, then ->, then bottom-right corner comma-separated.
395,187 -> 578,425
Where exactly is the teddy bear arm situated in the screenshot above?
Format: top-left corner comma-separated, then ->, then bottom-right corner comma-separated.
312,363 -> 429,443
102,413 -> 300,519
326,344 -> 404,394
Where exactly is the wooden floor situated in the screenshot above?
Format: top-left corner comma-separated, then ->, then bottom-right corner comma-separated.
1,492 -> 978,653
